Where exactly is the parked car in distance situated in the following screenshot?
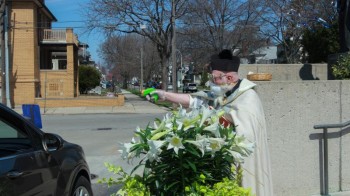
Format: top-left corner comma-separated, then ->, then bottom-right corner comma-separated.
101,80 -> 112,89
183,83 -> 198,93
0,104 -> 93,196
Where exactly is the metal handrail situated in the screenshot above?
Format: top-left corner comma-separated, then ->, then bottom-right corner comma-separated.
313,120 -> 350,196
314,120 -> 350,129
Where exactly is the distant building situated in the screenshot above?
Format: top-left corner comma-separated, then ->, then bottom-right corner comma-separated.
2,0 -> 81,107
248,46 -> 278,64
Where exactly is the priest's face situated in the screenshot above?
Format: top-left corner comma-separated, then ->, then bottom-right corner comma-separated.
211,70 -> 239,85
208,70 -> 239,96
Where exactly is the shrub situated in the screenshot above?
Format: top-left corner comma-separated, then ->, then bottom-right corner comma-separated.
332,53 -> 350,79
99,105 -> 254,195
79,65 -> 101,94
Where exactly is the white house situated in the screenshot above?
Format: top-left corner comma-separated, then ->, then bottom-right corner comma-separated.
250,45 -> 277,64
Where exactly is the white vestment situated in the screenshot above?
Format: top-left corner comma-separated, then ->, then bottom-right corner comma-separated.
190,79 -> 273,196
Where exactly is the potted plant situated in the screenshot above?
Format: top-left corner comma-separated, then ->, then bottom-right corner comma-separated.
99,105 -> 254,195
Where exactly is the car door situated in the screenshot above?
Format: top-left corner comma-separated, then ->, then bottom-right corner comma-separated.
0,107 -> 59,196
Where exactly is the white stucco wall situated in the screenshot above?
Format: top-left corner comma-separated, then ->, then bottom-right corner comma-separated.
253,80 -> 350,195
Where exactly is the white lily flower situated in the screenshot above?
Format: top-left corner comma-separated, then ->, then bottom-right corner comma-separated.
226,149 -> 245,163
164,113 -> 172,122
153,121 -> 159,129
232,135 -> 255,156
135,126 -> 141,133
175,120 -> 184,131
119,142 -> 136,160
182,110 -> 202,130
187,107 -> 200,119
231,142 -> 255,156
178,107 -> 187,118
186,139 -> 207,156
167,135 -> 185,154
199,105 -> 214,127
147,140 -> 166,162
196,134 -> 207,140
174,105 -> 186,118
165,121 -> 173,130
206,138 -> 225,153
155,119 -> 165,132
203,121 -> 220,137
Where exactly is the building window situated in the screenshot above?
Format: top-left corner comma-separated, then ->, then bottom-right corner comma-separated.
58,59 -> 67,69
51,58 -> 67,70
40,52 -> 67,70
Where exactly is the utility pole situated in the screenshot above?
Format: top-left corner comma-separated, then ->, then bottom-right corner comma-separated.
176,49 -> 182,88
4,2 -> 10,108
140,43 -> 143,91
140,24 -> 146,92
0,0 -> 5,105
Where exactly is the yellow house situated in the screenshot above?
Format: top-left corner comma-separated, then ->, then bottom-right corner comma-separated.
4,0 -> 123,108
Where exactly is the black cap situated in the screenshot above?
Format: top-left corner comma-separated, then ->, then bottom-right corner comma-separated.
209,49 -> 240,72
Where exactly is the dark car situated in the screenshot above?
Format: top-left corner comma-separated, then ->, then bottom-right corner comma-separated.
0,104 -> 92,196
183,83 -> 198,93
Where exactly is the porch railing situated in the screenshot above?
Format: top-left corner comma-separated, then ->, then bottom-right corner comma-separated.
313,120 -> 350,196
41,29 -> 78,45
42,29 -> 66,42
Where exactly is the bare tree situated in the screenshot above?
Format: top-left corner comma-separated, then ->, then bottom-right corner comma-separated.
260,0 -> 336,63
179,0 -> 267,61
99,34 -> 140,88
99,33 -> 162,89
85,0 -> 187,90
143,40 -> 163,85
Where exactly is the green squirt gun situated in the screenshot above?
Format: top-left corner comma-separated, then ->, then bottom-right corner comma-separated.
142,88 -> 159,102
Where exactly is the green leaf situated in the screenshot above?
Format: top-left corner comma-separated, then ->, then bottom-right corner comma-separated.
165,181 -> 180,191
186,144 -> 201,157
186,159 -> 197,172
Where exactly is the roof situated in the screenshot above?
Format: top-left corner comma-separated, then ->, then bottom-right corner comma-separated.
12,0 -> 57,22
251,46 -> 277,60
37,0 -> 57,22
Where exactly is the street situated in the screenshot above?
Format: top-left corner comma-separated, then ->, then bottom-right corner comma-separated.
41,113 -> 166,195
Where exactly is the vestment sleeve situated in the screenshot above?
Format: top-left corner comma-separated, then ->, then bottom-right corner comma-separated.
189,96 -> 205,109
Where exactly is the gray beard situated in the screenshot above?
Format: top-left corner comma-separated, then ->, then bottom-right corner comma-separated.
209,83 -> 235,96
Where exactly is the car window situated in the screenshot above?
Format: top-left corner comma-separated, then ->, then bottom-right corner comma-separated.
0,120 -> 27,139
0,117 -> 34,158
189,84 -> 196,86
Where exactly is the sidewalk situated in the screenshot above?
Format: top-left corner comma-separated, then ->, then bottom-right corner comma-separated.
13,89 -> 170,115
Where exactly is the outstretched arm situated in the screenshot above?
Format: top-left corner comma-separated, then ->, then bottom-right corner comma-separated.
142,88 -> 191,108
160,91 -> 191,108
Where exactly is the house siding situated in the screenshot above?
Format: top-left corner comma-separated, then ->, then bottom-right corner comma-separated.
5,1 -> 123,108
8,1 -> 82,106
11,2 -> 39,105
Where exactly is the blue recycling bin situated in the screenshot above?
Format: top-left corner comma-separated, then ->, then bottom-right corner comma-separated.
22,104 -> 42,129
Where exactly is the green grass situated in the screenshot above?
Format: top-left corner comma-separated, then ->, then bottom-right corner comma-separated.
154,101 -> 173,108
128,89 -> 142,96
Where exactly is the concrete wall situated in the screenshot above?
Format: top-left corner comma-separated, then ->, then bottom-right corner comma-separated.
239,64 -> 328,81
34,94 -> 125,108
253,80 -> 350,195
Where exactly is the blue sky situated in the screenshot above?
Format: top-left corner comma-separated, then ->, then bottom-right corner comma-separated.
45,0 -> 103,64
